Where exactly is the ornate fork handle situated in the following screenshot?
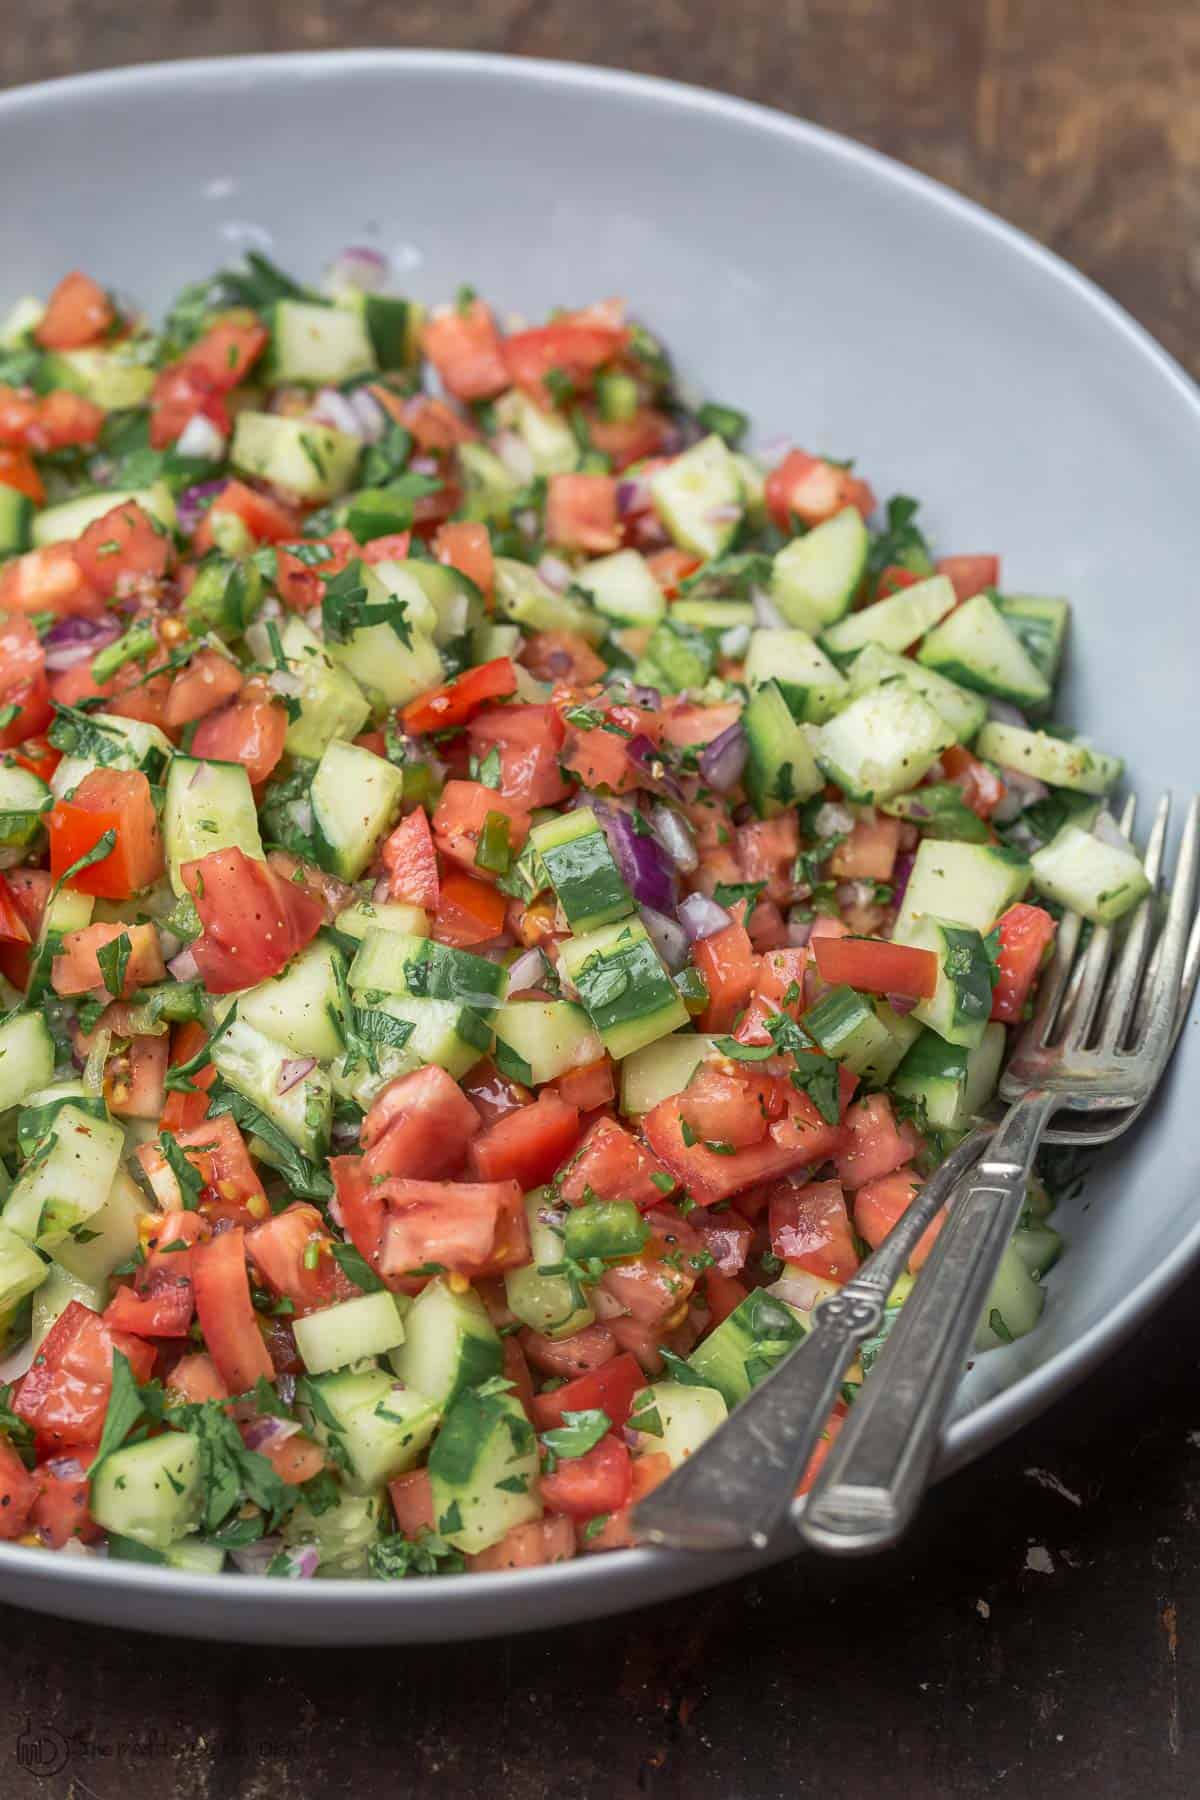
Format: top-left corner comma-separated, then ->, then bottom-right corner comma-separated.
632,1127 -> 991,1552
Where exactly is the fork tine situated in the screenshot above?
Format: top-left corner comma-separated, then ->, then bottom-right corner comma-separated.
1138,795 -> 1200,1065
1029,909 -> 1082,1046
1060,795 -> 1138,1049
1095,792 -> 1170,1051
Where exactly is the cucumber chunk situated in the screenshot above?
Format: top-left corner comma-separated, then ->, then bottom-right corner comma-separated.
649,434 -> 744,560
237,939 -> 345,1063
32,1262 -> 104,1349
492,556 -> 606,645
918,593 -> 1050,708
812,683 -> 954,803
388,1277 -> 503,1407
804,985 -> 911,1080
744,627 -> 848,723
0,1012 -> 56,1115
994,593 -> 1070,692
283,1487 -> 387,1575
974,722 -> 1122,796
40,346 -> 158,411
687,1288 -> 807,1408
1030,823 -> 1150,924
53,1166 -> 146,1286
530,807 -> 634,934
270,299 -> 376,385
492,1000 -> 602,1087
558,917 -> 688,1060
0,487 -> 32,557
3,1105 -> 125,1250
572,548 -> 666,627
0,759 -> 52,854
820,572 -> 956,663
0,1221 -> 47,1314
975,1242 -> 1045,1350
49,711 -> 173,800
293,1290 -> 408,1375
894,838 -> 1030,940
495,388 -> 579,475
90,1433 -> 204,1550
163,755 -> 265,895
904,916 -> 994,1049
428,1388 -> 542,1554
743,678 -> 825,817
278,615 -> 370,760
309,739 -> 404,880
505,1191 -> 595,1338
628,1379 -> 727,1469
210,1016 -> 332,1158
333,900 -> 430,942
846,641 -> 987,743
302,1367 -> 439,1494
892,1023 -> 1006,1132
769,506 -> 867,633
231,411 -> 361,502
33,481 -> 176,548
325,561 -> 446,709
349,930 -> 504,1010
619,1032 -> 717,1116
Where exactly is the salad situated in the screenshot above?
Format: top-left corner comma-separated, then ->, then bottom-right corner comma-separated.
0,254 -> 1147,1581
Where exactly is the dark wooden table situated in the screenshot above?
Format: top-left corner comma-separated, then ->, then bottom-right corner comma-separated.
3,6 -> 1199,1796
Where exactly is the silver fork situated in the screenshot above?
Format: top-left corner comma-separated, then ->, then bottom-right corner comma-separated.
633,794 -> 1199,1555
799,790 -> 1199,1555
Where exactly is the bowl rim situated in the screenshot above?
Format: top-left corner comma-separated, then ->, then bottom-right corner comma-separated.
1,45 -> 1197,1621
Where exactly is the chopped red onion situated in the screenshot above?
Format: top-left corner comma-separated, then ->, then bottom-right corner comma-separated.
243,1414 -> 302,1453
719,624 -> 751,659
493,430 -> 536,485
616,476 -> 651,517
786,915 -> 814,947
175,414 -> 226,461
1093,810 -> 1137,856
751,585 -> 786,629
506,946 -> 546,994
626,734 -> 687,805
176,478 -> 229,537
639,904 -> 690,971
330,245 -> 389,291
837,879 -> 878,911
765,1269 -> 826,1312
231,1538 -> 284,1576
986,698 -> 1029,729
536,553 -> 572,594
312,387 -> 364,438
267,667 -> 304,701
349,387 -> 388,443
707,503 -> 742,524
409,453 -> 440,477
167,947 -> 200,982
601,807 -> 677,914
278,1057 -> 317,1095
42,613 -> 123,672
991,764 -> 1050,823
44,1453 -> 86,1481
814,801 -> 855,839
884,991 -> 919,1015
615,682 -> 662,712
698,720 -> 748,793
515,508 -> 540,540
277,1372 -> 297,1407
678,892 -> 733,941
891,851 -> 916,909
648,801 -> 698,873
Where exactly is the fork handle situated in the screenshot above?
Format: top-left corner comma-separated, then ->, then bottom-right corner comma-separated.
799,1089 -> 1057,1557
631,1127 -> 991,1552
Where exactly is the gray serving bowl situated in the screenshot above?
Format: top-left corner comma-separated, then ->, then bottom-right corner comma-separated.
0,50 -> 1197,1645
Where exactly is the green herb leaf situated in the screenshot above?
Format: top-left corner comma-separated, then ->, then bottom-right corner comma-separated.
540,1409 -> 612,1460
95,929 -> 132,999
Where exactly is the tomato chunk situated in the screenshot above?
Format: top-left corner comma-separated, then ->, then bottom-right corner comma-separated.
545,473 -> 621,553
13,1302 -> 155,1451
361,1065 -> 481,1182
692,918 -> 759,1032
181,845 -> 324,992
531,1352 -> 646,1431
432,869 -> 510,946
833,1094 -> 922,1191
47,768 -> 164,897
189,689 -> 287,787
381,806 -> 440,910
991,903 -> 1057,1023
163,647 -> 244,729
935,555 -> 999,602
421,299 -> 509,402
0,543 -> 103,618
0,1438 -> 39,1540
74,501 -> 171,597
769,1179 -> 859,1283
191,1228 -> 274,1392
470,1092 -> 581,1189
51,920 -> 165,997
811,936 -> 938,1000
854,1167 -> 942,1270
246,1202 -> 358,1314
375,1177 -> 529,1281
540,1434 -> 633,1520
400,657 -> 518,736
766,450 -> 876,532
431,779 -> 531,872
35,270 -> 115,350
434,519 -> 493,597
559,1116 -> 675,1209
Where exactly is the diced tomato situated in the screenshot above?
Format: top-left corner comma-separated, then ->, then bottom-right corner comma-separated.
10,733 -> 61,783
375,389 -> 477,452
0,612 -> 52,748
246,1203 -> 358,1314
191,1227 -> 274,1392
600,1241 -> 696,1327
381,805 -> 440,909
158,1019 -> 216,1133
765,450 -> 876,532
181,845 -> 323,992
388,1467 -> 435,1539
519,632 -> 607,690
432,869 -> 509,947
470,1091 -> 581,1189
0,871 -> 30,948
35,271 -> 115,350
106,1033 -> 169,1121
469,1514 -> 577,1571
165,1351 -> 228,1406
51,920 -> 165,997
545,473 -> 621,553
935,555 -> 999,603
643,1078 -> 848,1207
184,318 -> 269,390
769,1179 -> 859,1282
0,385 -> 38,446
0,1438 -> 39,1540
361,1065 -> 481,1182
541,1433 -> 632,1520
163,647 -> 244,729
431,779 -> 531,871
645,547 -> 701,598
400,656 -> 518,736
811,935 -> 938,1000
854,1167 -> 942,1270
254,1427 -> 325,1487
422,299 -> 509,401
692,918 -> 759,1032
875,564 -> 924,600
551,1055 -> 615,1114
679,1064 -> 777,1149
467,702 -> 569,808
331,1155 -> 389,1280
273,528 -> 358,611
47,768 -> 164,898
828,814 -> 902,882
502,320 -> 629,407
375,1177 -> 529,1281
74,502 -> 171,598
104,1248 -> 196,1338
30,1448 -> 101,1548
13,1302 -> 156,1451
0,446 -> 44,505
704,1267 -> 749,1326
521,1322 -> 617,1379
189,688 -> 287,787
531,1351 -> 645,1431
581,406 -> 671,470
796,1405 -> 847,1497
149,361 -> 230,452
0,542 -> 103,617
138,1115 -> 266,1224
502,1334 -> 538,1420
191,479 -> 301,550
434,519 -> 493,597
990,902 -> 1057,1023
834,1094 -> 922,1190
361,530 -> 414,565
941,744 -> 1007,820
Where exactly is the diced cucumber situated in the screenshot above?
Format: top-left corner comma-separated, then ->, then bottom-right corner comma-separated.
974,722 -> 1122,796
475,622 -> 522,662
309,740 -> 404,881
687,1288 -> 807,1408
804,985 -> 908,1079
492,1000 -> 602,1088
428,1388 -> 542,1554
293,1290 -> 408,1375
743,678 -> 824,817
505,1190 -> 595,1338
278,615 -> 370,760
0,1221 -> 47,1314
892,1022 -> 1006,1131
559,916 -> 688,1060
994,594 -> 1070,692
349,931 -> 503,1011
495,388 -> 579,475
334,899 -> 429,941
846,641 -> 988,743
812,684 -> 955,803
32,481 -> 176,548
883,783 -> 992,844
0,487 -> 33,556
182,553 -> 265,640
904,916 -> 994,1048
238,939 -> 344,1063
325,560 -> 445,708
918,593 -> 1050,708
628,1379 -> 727,1469
493,557 -> 607,645
3,1105 -> 125,1249
330,996 -> 492,1105
211,1016 -> 332,1158
270,298 -> 376,385
975,1241 -> 1045,1351
50,711 -> 173,799
386,559 -> 485,652
530,808 -> 634,935
283,1486 -> 387,1575
572,548 -> 666,628
633,616 -> 714,693
0,295 -> 44,344
40,345 -> 157,411
744,628 -> 848,723
31,1261 -> 103,1349
0,758 -> 52,853
769,506 -> 868,634
619,1032 -> 717,1116
53,1166 -> 146,1286
821,573 -> 956,663
1012,1222 -> 1063,1278
162,1539 -> 227,1575
649,434 -> 744,559
303,1367 -> 439,1494
27,888 -> 94,1005
0,1012 -> 56,1115
89,1432 -> 204,1550
894,838 -> 1031,940
388,1277 -> 502,1406
670,598 -> 756,633
457,442 -> 522,521
866,1001 -> 925,1083
334,288 -> 423,369
18,1082 -> 107,1162
1030,822 -> 1150,924
163,755 -> 264,895
231,411 -> 361,502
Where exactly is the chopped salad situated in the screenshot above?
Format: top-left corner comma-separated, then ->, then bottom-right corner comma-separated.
0,253 -> 1146,1579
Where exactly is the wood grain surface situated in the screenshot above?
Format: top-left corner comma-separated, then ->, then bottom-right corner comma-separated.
2,6 -> 1199,1798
